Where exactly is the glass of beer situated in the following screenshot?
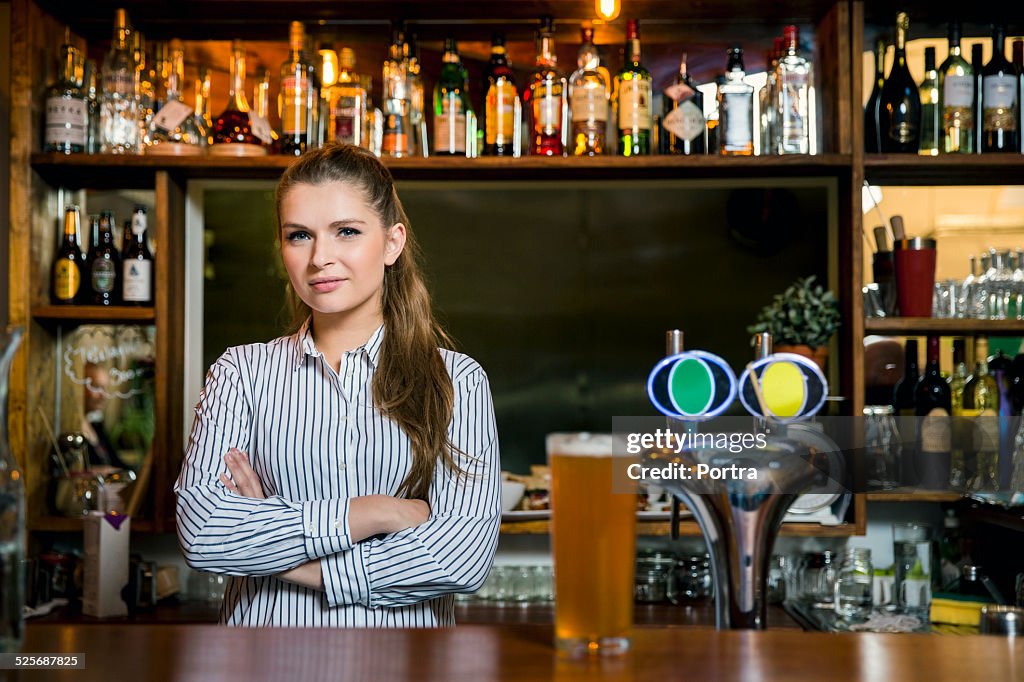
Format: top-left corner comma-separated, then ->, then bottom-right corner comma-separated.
548,432 -> 636,656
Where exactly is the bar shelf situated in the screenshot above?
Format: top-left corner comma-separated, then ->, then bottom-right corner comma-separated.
32,305 -> 156,325
864,318 -> 1024,336
864,154 -> 1024,186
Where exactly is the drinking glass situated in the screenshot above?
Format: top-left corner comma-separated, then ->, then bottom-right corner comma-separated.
864,405 -> 900,490
549,433 -> 636,657
893,522 -> 931,616
834,548 -> 873,621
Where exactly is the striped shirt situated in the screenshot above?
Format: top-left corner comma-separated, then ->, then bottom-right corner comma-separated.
174,320 -> 502,627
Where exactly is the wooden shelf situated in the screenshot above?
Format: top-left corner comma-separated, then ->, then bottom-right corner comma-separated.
30,152 -> 854,188
866,489 -> 963,503
864,318 -> 1024,336
864,154 -> 1024,186
500,518 -> 857,537
28,515 -> 155,533
33,305 -> 156,325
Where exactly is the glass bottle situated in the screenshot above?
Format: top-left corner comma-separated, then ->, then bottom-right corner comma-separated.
330,47 -> 368,147
525,17 -> 567,156
615,19 -> 652,156
662,52 -> 705,155
717,46 -> 754,156
834,548 -> 873,622
211,41 -> 266,157
85,212 -> 120,306
1015,41 -> 1024,154
279,21 -> 318,156
84,59 -> 101,153
0,327 -> 25,654
194,66 -> 214,145
759,39 -> 781,156
569,26 -> 610,156
251,69 -> 279,152
51,205 -> 85,305
121,207 -> 154,307
483,33 -> 520,157
152,41 -> 169,113
940,22 -> 974,154
864,38 -> 886,153
433,38 -> 472,156
949,338 -> 970,489
893,338 -> 919,415
147,39 -> 204,156
879,12 -> 921,153
982,25 -> 1019,153
918,47 -> 940,156
382,28 -> 413,158
963,337 -> 1000,491
972,44 -> 985,154
132,31 -> 156,149
776,25 -> 812,155
44,34 -> 88,154
407,34 -> 427,156
99,8 -> 140,154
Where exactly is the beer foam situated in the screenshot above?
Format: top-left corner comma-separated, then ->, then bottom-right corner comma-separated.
546,432 -> 614,456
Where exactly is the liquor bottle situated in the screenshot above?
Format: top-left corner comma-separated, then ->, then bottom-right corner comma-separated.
85,212 -> 120,306
776,25 -> 812,155
382,28 -> 413,158
251,69 -> 279,152
972,43 -> 984,154
132,31 -> 156,149
981,25 -> 1019,153
662,52 -> 705,155
717,46 -> 754,156
433,38 -> 472,156
329,47 -> 368,148
99,8 -> 140,154
279,22 -> 318,156
759,40 -> 781,156
940,22 -> 973,154
949,338 -> 969,413
195,66 -> 214,145
1015,40 -> 1024,153
44,35 -> 88,154
407,34 -> 427,156
962,337 -> 1000,490
152,41 -> 169,113
916,335 -> 952,416
893,338 -> 919,415
919,47 -> 940,156
569,26 -> 610,156
147,39 -> 204,155
615,19 -> 652,156
525,17 -> 567,156
879,12 -> 921,153
211,41 -> 266,156
121,207 -> 154,307
51,206 -> 84,305
864,38 -> 886,153
949,338 -> 970,489
84,59 -> 100,153
483,33 -> 520,157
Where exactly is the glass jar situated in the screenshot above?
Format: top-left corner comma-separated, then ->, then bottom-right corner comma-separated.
834,547 -> 873,621
864,405 -> 900,490
801,551 -> 838,605
635,551 -> 675,604
669,554 -> 712,604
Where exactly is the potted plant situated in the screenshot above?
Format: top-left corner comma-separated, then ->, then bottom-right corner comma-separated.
747,275 -> 841,371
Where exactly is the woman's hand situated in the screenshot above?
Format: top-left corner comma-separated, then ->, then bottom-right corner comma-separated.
220,448 -> 265,499
349,496 -> 431,539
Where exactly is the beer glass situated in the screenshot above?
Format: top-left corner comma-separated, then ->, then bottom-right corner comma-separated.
548,432 -> 636,656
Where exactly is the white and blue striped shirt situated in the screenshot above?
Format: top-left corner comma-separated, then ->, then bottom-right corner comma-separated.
174,321 -> 502,627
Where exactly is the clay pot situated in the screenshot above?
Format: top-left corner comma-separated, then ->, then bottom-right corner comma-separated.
774,344 -> 827,373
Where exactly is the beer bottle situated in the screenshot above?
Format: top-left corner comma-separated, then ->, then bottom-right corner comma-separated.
51,205 -> 84,305
121,207 -> 154,306
86,211 -> 120,305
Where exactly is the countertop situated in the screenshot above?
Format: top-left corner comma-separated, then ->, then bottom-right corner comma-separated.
17,623 -> 1022,681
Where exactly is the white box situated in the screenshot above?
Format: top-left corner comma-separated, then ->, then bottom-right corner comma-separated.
83,512 -> 130,618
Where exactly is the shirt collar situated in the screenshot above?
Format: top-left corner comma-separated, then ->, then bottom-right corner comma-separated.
293,318 -> 385,371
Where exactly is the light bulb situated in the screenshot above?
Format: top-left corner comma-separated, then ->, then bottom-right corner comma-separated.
595,0 -> 620,21
319,48 -> 339,87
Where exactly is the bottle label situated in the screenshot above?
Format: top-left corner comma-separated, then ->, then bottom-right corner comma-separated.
570,83 -> 608,125
723,92 -> 753,148
131,211 -> 147,236
45,97 -> 88,146
53,260 -> 80,300
919,408 -> 951,453
434,96 -> 466,153
663,100 -> 705,142
330,87 -> 366,145
618,78 -> 651,131
248,112 -> 274,144
122,260 -> 152,302
534,86 -> 563,133
983,75 -> 1017,110
151,99 -> 193,133
486,81 -> 517,145
382,113 -> 410,154
91,258 -> 116,294
664,82 -> 696,103
943,75 -> 974,108
281,74 -> 309,134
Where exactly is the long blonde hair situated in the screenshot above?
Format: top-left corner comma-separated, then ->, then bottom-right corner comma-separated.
276,143 -> 459,500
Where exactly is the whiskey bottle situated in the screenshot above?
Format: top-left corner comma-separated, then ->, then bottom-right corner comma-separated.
569,26 -> 610,156
662,52 -> 705,155
99,8 -> 139,154
615,19 -> 652,156
85,212 -> 120,306
44,33 -> 88,154
382,28 -> 413,157
717,46 -> 754,156
525,17 -> 567,156
211,41 -> 266,156
433,38 -> 472,156
279,22 -> 318,156
51,206 -> 85,305
147,39 -> 204,155
940,22 -> 974,154
330,48 -> 368,147
251,69 -> 279,152
483,33 -> 520,157
121,207 -> 154,307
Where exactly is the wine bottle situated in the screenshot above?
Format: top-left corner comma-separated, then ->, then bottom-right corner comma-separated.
99,8 -> 139,154
121,207 -> 154,307
864,38 -> 885,153
940,22 -> 973,154
962,337 -> 1000,490
525,17 -> 567,156
1014,40 -> 1024,153
879,12 -> 921,153
948,338 -> 969,489
85,212 -> 120,306
915,335 -> 952,488
893,338 -> 919,415
916,335 -> 952,415
949,338 -> 969,413
44,33 -> 88,154
982,25 -> 1019,153
919,47 -> 940,156
483,33 -> 520,157
615,19 -> 652,156
971,43 -> 984,154
51,206 -> 84,305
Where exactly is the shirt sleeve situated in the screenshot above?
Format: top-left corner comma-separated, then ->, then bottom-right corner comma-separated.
174,349 -> 357,576
320,367 -> 502,608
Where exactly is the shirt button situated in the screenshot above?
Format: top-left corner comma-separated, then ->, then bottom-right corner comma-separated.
307,523 -> 316,534
338,461 -> 346,471
333,519 -> 343,530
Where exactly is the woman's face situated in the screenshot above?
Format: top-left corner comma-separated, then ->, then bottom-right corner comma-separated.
279,181 -> 405,323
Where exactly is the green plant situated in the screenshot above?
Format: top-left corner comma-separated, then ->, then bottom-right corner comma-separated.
747,275 -> 841,350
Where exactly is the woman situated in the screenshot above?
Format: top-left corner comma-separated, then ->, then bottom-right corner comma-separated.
175,143 -> 501,627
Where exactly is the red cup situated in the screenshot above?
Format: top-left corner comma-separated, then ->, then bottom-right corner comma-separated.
893,238 -> 937,317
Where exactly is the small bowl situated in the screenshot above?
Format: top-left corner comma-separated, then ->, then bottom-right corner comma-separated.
501,480 -> 526,513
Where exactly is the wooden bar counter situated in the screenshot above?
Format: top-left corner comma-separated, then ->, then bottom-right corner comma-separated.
18,623 -> 1023,681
